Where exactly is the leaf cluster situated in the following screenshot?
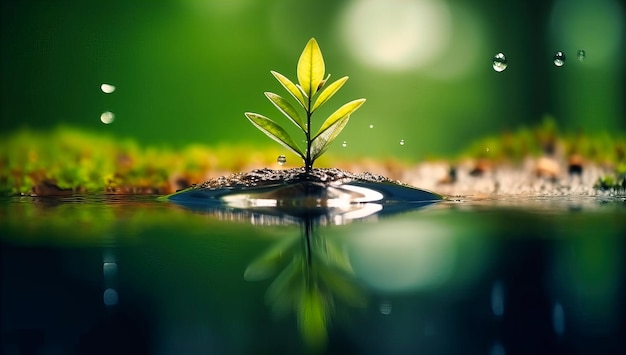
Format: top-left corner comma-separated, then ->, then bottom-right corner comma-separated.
245,38 -> 365,171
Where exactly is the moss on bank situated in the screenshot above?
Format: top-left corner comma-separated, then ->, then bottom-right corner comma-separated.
1,121 -> 625,196
0,127 -> 297,195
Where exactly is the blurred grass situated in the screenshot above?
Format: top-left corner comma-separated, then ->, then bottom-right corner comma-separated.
461,117 -> 626,165
0,126 -> 302,195
1,120 -> 625,196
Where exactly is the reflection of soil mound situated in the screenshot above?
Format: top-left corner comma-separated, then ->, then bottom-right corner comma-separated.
167,168 -> 443,221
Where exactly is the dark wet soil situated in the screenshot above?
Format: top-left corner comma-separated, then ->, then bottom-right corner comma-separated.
192,167 -> 397,190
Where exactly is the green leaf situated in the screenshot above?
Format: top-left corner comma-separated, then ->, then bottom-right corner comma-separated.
267,258 -> 305,317
317,266 -> 367,307
313,98 -> 366,140
265,92 -> 307,132
245,112 -> 304,158
297,38 -> 325,98
311,76 -> 348,112
271,71 -> 307,108
298,287 -> 330,348
311,116 -> 350,162
244,236 -> 298,282
295,84 -> 308,99
316,74 -> 331,92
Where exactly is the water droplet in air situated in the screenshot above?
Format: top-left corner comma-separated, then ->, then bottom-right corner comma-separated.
577,49 -> 586,62
100,111 -> 115,124
399,139 -> 405,146
369,124 -> 374,129
553,51 -> 566,67
100,83 -> 116,93
277,155 -> 286,165
342,141 -> 347,148
492,52 -> 507,72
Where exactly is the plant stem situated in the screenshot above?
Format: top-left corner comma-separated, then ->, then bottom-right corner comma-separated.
305,95 -> 313,173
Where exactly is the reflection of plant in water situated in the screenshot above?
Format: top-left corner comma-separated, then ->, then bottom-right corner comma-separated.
245,38 -> 366,173
244,218 -> 366,349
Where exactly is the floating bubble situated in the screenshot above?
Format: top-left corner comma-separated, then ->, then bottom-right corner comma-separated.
342,141 -> 347,148
553,51 -> 566,67
100,83 -> 116,94
100,111 -> 115,124
399,139 -> 405,146
577,49 -> 586,62
277,155 -> 286,166
492,52 -> 508,72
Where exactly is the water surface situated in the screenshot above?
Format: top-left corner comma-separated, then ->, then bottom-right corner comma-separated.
1,195 -> 625,354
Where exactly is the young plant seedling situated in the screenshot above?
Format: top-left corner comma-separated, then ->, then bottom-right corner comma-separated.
245,38 -> 366,173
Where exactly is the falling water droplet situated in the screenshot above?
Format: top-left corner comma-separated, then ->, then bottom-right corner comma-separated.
100,83 -> 116,94
399,139 -> 405,146
100,111 -> 115,124
342,141 -> 347,148
492,52 -> 508,72
553,51 -> 566,67
369,124 -> 374,129
277,155 -> 286,165
577,49 -> 586,62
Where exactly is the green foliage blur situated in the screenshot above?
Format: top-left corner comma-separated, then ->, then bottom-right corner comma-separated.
1,0 -> 624,161
0,127 -> 296,195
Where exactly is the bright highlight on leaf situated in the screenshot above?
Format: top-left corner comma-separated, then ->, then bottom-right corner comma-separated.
314,99 -> 366,140
297,38 -> 325,98
245,38 -> 366,172
312,76 -> 348,112
271,71 -> 306,109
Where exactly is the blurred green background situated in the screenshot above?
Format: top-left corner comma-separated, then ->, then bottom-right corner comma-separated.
1,0 -> 624,161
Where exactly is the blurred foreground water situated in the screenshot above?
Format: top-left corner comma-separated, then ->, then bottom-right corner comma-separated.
1,194 -> 625,354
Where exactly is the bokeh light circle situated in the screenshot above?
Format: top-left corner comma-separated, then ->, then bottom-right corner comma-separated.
340,0 -> 452,71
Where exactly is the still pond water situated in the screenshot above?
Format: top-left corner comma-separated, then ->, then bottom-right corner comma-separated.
1,194 -> 625,354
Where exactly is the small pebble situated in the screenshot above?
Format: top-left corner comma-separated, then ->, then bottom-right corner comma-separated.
568,154 -> 584,176
535,156 -> 560,179
469,159 -> 491,177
